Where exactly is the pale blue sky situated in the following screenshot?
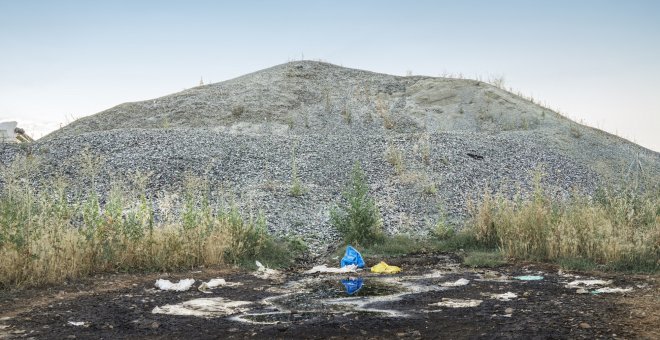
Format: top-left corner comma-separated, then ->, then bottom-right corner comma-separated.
1,0 -> 658,150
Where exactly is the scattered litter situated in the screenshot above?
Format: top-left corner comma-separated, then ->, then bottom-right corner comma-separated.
429,298 -> 482,308
304,264 -> 358,274
371,261 -> 402,274
440,278 -> 470,287
254,261 -> 283,280
593,287 -> 632,294
341,277 -> 364,295
566,279 -> 611,288
576,288 -> 589,294
514,275 -> 543,281
198,278 -> 241,293
487,292 -> 517,301
152,297 -> 251,317
67,321 -> 87,327
155,278 -> 196,291
341,246 -> 365,268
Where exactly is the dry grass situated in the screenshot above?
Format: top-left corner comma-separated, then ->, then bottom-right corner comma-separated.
376,96 -> 394,129
0,159 -> 291,289
414,133 -> 431,165
466,179 -> 660,272
384,143 -> 404,175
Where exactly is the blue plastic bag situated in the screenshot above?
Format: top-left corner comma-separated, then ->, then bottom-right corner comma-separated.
341,277 -> 364,295
340,245 -> 365,268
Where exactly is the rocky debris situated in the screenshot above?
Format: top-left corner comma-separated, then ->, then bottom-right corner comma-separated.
1,61 -> 659,252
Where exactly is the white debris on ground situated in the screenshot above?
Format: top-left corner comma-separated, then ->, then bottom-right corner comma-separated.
304,264 -> 358,274
197,278 -> 242,293
593,287 -> 633,294
322,295 -> 408,317
566,279 -> 612,288
440,278 -> 470,287
254,261 -> 283,280
429,298 -> 483,308
514,275 -> 543,281
67,321 -> 87,327
152,297 -> 252,317
154,278 -> 196,291
486,292 -> 518,301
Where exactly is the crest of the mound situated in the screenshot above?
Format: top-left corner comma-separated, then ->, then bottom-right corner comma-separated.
43,61 -> 599,141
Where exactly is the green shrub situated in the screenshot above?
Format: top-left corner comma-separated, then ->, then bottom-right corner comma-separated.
330,161 -> 383,246
221,207 -> 268,264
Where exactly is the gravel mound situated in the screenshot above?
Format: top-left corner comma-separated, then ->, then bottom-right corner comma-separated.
2,61 -> 659,250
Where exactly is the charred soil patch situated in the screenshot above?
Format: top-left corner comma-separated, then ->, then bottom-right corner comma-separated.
0,254 -> 656,339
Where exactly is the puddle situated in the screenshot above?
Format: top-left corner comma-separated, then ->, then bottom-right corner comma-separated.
304,278 -> 404,299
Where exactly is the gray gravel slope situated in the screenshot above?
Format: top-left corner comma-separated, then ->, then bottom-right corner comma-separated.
2,61 -> 659,250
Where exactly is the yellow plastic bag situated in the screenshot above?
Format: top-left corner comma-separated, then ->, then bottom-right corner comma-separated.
370,261 -> 401,274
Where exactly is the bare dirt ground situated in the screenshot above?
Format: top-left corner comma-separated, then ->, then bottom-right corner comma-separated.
1,253 -> 657,339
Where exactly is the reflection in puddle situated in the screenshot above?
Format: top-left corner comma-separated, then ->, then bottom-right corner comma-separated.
341,277 -> 363,295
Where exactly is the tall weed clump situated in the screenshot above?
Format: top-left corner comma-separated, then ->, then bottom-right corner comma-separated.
466,176 -> 660,272
0,156 -> 291,289
330,161 -> 383,246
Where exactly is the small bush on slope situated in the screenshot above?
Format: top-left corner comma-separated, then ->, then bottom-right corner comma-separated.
330,161 -> 384,246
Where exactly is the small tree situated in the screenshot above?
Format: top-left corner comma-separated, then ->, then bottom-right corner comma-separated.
330,161 -> 383,246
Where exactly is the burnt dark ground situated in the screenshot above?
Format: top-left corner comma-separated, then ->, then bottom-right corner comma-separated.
0,253 -> 657,340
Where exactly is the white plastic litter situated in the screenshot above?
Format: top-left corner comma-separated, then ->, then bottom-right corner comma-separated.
566,279 -> 611,288
197,278 -> 242,293
304,264 -> 358,274
514,275 -> 543,281
593,287 -> 632,294
440,278 -> 470,287
254,261 -> 283,280
152,297 -> 251,317
67,321 -> 86,327
429,298 -> 482,308
155,278 -> 196,291
488,292 -> 517,301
